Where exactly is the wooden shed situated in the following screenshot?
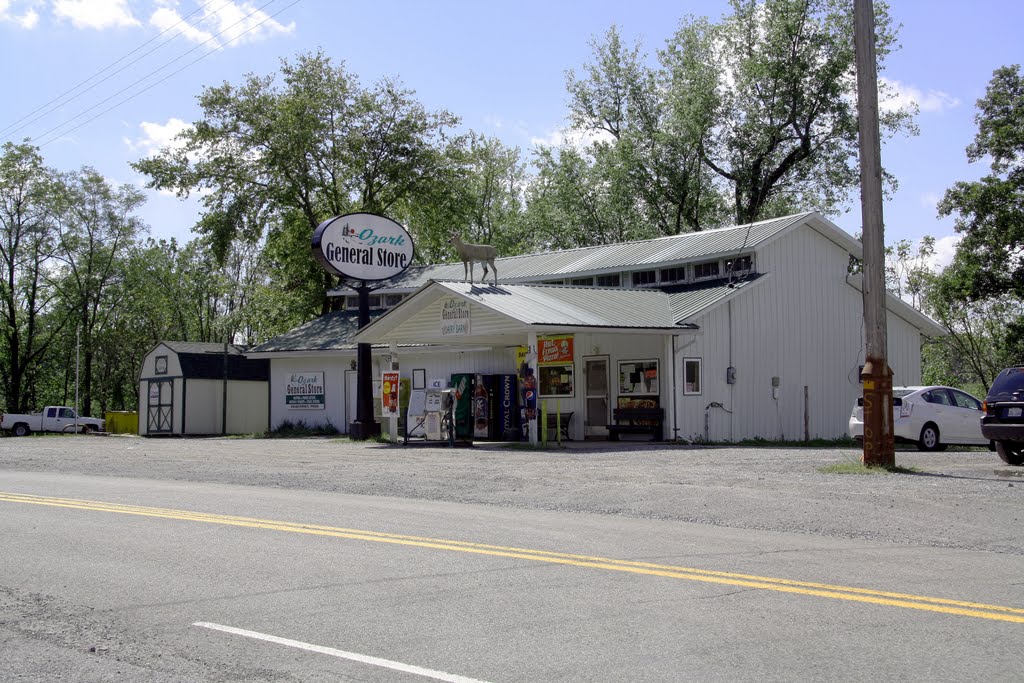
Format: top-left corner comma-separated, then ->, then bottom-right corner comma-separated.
138,342 -> 270,436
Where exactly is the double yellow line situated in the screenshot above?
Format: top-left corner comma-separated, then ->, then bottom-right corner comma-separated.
3,491 -> 1023,624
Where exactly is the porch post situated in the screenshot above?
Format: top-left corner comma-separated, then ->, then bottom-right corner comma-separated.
528,330 -> 538,446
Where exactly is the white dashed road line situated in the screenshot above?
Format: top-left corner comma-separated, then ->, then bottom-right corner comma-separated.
193,622 -> 493,683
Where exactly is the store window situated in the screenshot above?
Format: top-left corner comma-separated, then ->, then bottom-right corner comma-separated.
660,266 -> 686,284
571,277 -> 594,286
596,273 -> 621,287
632,270 -> 657,286
618,360 -> 659,395
694,261 -> 720,279
539,364 -> 574,397
726,255 -> 752,274
684,358 -> 702,395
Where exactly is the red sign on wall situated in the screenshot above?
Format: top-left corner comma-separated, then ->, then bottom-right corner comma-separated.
538,335 -> 574,364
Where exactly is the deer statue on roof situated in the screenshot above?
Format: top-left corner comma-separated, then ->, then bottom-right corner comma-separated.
449,232 -> 498,285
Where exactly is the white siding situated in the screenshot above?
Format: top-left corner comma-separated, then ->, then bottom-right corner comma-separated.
675,225 -> 924,441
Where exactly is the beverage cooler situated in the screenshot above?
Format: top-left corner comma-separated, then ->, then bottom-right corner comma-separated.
450,373 -> 474,440
490,373 -> 520,441
472,374 -> 495,440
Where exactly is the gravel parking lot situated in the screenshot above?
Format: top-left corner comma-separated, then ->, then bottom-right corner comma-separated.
1,435 -> 1021,555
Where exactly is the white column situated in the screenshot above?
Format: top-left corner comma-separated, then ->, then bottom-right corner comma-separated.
665,334 -> 677,442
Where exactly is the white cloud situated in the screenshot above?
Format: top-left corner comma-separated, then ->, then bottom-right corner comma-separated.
124,117 -> 191,156
927,234 -> 961,271
149,6 -> 212,44
530,126 -> 615,149
0,0 -> 40,28
879,78 -> 960,114
149,1 -> 294,49
54,0 -> 139,29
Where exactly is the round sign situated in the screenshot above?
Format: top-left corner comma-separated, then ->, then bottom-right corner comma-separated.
312,213 -> 414,281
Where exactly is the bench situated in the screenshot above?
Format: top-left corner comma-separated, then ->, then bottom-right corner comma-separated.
544,411 -> 574,441
608,407 -> 664,441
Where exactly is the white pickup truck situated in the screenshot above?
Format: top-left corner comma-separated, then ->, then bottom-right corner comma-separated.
1,406 -> 105,436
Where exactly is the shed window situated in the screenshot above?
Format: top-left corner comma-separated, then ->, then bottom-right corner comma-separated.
694,261 -> 720,279
683,358 -> 702,395
632,270 -> 657,286
596,273 -> 621,287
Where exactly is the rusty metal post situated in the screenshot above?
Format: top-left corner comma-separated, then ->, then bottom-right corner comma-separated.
860,361 -> 895,467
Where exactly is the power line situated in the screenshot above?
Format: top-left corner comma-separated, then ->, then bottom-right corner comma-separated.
0,0 -> 224,139
37,0 -> 301,149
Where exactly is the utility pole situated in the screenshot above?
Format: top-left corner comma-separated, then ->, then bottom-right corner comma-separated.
854,0 -> 895,467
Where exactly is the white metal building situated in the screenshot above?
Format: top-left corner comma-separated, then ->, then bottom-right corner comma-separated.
251,212 -> 944,442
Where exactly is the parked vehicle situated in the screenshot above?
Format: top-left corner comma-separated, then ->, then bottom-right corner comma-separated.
981,367 -> 1024,466
1,406 -> 104,436
849,386 -> 991,451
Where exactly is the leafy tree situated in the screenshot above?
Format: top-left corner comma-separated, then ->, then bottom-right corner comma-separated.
0,142 -> 64,412
50,168 -> 145,416
133,50 -> 461,314
937,65 -> 1024,356
662,0 -> 915,225
564,26 -> 725,235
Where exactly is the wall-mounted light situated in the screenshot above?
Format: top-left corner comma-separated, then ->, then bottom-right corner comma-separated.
350,359 -> 357,371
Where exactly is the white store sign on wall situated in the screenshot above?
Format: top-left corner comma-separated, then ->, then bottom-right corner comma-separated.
440,298 -> 471,336
285,371 -> 325,409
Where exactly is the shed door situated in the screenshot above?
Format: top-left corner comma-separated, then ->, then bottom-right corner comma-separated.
147,379 -> 174,433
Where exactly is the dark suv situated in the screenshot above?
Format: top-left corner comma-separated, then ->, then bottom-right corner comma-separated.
982,367 -> 1024,465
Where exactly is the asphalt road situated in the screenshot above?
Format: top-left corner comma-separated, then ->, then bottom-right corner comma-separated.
1,436 -> 1022,681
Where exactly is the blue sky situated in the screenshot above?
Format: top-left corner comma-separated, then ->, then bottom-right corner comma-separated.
2,0 -> 1021,269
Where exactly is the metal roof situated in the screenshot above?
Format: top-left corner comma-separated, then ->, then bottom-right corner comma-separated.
248,310 -> 378,353
666,273 -> 767,322
331,212 -> 812,295
161,341 -> 248,355
439,281 -> 681,328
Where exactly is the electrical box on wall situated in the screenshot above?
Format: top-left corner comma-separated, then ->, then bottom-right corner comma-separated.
726,366 -> 737,384
771,376 -> 780,399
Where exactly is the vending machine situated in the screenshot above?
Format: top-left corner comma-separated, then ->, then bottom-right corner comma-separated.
450,373 -> 474,440
491,373 -> 520,441
472,374 -> 495,440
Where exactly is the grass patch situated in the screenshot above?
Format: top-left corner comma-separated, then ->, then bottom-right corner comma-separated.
268,420 -> 340,438
223,433 -> 265,440
818,461 -> 919,475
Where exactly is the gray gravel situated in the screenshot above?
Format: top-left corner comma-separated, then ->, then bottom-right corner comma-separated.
1,434 -> 1021,555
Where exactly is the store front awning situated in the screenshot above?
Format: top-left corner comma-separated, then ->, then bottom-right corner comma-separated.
352,280 -> 694,346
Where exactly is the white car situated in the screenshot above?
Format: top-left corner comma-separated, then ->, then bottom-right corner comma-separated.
849,386 -> 991,451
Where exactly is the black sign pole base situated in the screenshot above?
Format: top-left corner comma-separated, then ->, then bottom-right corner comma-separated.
348,281 -> 380,440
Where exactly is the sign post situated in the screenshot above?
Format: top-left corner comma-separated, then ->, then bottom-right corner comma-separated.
312,213 -> 414,440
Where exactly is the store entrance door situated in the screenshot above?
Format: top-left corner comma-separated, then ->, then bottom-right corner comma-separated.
583,356 -> 610,438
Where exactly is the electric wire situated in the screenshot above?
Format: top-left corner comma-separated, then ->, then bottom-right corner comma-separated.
33,0 -> 283,147
0,0 -> 224,140
34,0 -> 298,149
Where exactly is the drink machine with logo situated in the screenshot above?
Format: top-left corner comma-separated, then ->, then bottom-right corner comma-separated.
491,373 -> 520,440
450,373 -> 474,440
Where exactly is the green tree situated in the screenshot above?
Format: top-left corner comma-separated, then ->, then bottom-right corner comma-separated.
133,50 -> 461,314
0,143 -> 64,412
936,64 -> 1024,369
50,168 -> 146,416
565,26 -> 725,235
662,0 -> 915,225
